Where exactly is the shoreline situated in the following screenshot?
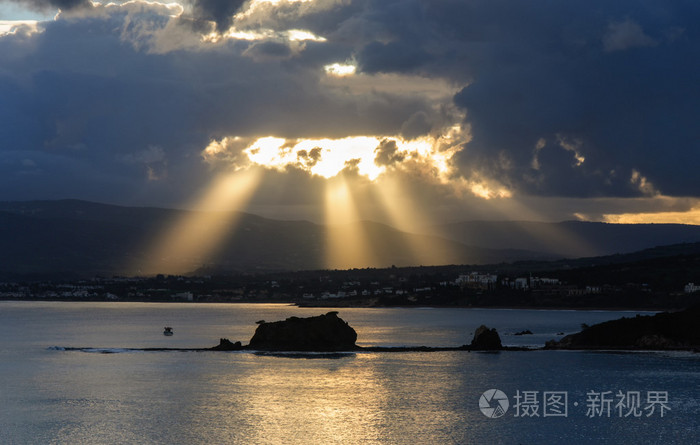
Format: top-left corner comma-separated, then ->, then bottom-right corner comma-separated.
296,303 -> 667,312
0,298 -> 670,312
52,345 -> 699,354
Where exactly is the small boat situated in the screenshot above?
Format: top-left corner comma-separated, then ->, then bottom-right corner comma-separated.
163,326 -> 173,336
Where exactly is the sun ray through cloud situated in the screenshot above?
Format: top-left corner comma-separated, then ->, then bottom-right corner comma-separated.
323,173 -> 376,269
369,175 -> 450,266
132,168 -> 262,275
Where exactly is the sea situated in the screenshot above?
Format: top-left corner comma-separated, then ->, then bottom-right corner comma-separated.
1,302 -> 698,444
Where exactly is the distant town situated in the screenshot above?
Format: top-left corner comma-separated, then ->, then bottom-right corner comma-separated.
2,262 -> 699,309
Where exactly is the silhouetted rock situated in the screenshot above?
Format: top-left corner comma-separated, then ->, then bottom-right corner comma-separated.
210,338 -> 243,351
545,305 -> 700,350
470,325 -> 503,350
514,330 -> 533,336
248,312 -> 358,351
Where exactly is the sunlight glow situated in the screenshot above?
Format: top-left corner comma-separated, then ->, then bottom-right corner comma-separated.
0,20 -> 40,35
324,63 -> 356,77
370,176 -> 455,266
133,169 -> 262,275
249,0 -> 313,4
203,27 -> 325,43
236,134 -> 470,183
603,207 -> 700,225
243,136 -> 385,180
205,125 -> 509,202
469,182 -> 512,200
287,29 -> 326,41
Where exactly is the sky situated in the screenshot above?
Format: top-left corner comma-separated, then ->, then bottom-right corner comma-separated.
1,0 -> 699,229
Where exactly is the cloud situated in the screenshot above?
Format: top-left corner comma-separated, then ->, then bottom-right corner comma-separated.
242,39 -> 294,60
400,111 -> 431,140
439,1 -> 700,199
373,139 -> 405,166
0,0 -> 698,224
629,169 -> 659,197
5,0 -> 91,12
296,146 -> 323,168
603,18 -> 657,52
189,0 -> 246,33
119,145 -> 168,181
0,1 -> 448,202
358,40 -> 433,74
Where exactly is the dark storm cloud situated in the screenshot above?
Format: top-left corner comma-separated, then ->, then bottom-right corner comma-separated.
350,0 -> 700,198
358,40 -> 432,74
189,0 -> 245,32
400,111 -> 431,140
0,1 -> 434,205
1,0 -> 698,213
243,40 -> 293,59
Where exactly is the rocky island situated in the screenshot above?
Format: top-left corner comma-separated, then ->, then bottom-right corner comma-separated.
209,312 -> 513,352
248,311 -> 358,351
210,311 -> 357,351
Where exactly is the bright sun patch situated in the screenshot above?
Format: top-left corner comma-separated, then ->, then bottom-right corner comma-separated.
202,126 -> 513,202
237,134 -> 466,181
604,206 -> 700,225
287,29 -> 326,42
243,136 -> 386,180
324,63 -> 356,77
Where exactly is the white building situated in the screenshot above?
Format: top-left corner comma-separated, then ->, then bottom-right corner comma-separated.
514,278 -> 529,289
455,272 -> 498,288
684,283 -> 700,293
172,292 -> 194,301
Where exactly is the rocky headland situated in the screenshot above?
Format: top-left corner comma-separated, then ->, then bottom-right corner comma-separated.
545,305 -> 700,351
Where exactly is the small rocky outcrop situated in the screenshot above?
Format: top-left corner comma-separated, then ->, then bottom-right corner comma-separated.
545,305 -> 700,350
210,338 -> 243,351
248,311 -> 358,351
514,330 -> 533,336
470,325 -> 503,350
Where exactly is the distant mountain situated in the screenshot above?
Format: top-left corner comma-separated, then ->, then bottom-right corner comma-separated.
2,200 -> 699,279
428,220 -> 700,258
0,200 -> 547,278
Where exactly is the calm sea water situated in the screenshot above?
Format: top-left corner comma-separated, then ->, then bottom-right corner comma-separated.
1,302 -> 698,444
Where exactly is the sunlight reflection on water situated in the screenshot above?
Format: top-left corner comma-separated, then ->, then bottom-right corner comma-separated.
0,302 -> 698,444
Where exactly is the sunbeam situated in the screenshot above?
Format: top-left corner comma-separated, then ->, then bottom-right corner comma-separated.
132,169 -> 262,275
323,175 -> 376,269
369,175 -> 455,266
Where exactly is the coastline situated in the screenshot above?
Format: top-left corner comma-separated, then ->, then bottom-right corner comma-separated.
46,307 -> 700,353
0,297 -> 670,312
295,302 -> 668,312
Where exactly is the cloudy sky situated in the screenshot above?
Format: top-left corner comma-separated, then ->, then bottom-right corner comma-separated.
1,0 -> 699,228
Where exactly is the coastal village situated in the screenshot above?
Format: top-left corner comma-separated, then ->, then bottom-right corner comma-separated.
1,266 -> 698,309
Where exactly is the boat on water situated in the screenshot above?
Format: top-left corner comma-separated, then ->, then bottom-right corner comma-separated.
163,326 -> 173,336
